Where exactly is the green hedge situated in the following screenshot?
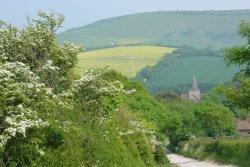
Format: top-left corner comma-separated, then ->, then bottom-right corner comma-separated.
178,137 -> 250,167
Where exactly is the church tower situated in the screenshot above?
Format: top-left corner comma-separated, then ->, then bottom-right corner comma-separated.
188,76 -> 201,101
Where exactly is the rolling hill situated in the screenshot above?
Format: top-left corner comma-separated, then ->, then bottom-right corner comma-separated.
76,46 -> 174,77
57,10 -> 250,50
148,57 -> 240,91
135,46 -> 242,93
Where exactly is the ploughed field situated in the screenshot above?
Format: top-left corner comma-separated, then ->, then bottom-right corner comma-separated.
76,46 -> 174,77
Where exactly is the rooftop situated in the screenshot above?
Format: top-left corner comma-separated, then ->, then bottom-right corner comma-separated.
235,117 -> 250,131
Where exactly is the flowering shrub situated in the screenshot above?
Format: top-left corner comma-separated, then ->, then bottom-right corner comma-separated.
0,11 -> 82,92
71,68 -> 134,99
0,62 -> 48,150
66,68 -> 136,121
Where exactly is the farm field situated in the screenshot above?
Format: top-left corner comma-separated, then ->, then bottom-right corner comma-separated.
76,46 -> 174,77
148,56 -> 241,89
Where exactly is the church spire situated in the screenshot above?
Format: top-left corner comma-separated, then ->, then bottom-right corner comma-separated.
191,75 -> 199,90
181,75 -> 202,101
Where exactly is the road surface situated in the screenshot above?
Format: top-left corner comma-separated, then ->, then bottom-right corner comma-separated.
167,154 -> 236,167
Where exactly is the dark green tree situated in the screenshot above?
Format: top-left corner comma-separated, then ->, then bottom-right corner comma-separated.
220,22 -> 250,112
224,22 -> 250,76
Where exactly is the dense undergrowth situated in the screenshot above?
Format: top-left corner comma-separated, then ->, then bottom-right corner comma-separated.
178,137 -> 250,167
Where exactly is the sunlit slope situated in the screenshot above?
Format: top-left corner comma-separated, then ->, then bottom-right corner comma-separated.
57,10 -> 250,49
76,46 -> 174,77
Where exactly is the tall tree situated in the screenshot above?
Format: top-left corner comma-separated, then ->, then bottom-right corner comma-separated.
221,22 -> 250,112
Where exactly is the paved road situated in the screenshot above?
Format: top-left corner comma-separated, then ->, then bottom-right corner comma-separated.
167,154 -> 236,167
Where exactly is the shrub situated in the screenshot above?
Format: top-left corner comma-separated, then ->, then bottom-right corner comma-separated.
179,138 -> 250,167
154,144 -> 169,165
194,102 -> 236,137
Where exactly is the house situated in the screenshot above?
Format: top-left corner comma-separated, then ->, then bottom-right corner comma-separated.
235,117 -> 250,135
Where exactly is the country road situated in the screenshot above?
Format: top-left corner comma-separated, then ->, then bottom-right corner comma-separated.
167,154 -> 236,167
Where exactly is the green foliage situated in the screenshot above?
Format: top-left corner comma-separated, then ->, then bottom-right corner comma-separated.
57,10 -> 250,50
150,97 -> 236,148
218,76 -> 250,113
203,87 -> 248,119
154,144 -> 170,165
44,127 -> 64,149
224,22 -> 250,74
2,131 -> 43,166
194,102 -> 236,137
0,11 -> 82,92
1,127 -> 65,166
178,137 -> 250,167
220,22 -> 250,112
124,92 -> 181,141
166,101 -> 203,148
155,92 -> 181,102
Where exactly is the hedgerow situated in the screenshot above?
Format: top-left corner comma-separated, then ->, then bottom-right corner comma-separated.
178,137 -> 250,167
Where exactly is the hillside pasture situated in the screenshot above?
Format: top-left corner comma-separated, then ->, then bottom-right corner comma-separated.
148,56 -> 241,90
76,46 -> 174,77
57,10 -> 250,49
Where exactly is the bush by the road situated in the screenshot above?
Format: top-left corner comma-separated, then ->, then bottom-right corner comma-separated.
178,137 -> 250,167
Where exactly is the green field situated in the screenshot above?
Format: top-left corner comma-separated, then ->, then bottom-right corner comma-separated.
76,46 -> 174,77
57,10 -> 250,50
148,57 -> 240,90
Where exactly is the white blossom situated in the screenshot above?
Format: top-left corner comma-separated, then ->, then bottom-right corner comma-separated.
43,60 -> 59,71
0,62 -> 48,150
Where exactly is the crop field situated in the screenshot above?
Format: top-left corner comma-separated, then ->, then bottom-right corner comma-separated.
76,46 -> 174,77
149,56 -> 241,89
